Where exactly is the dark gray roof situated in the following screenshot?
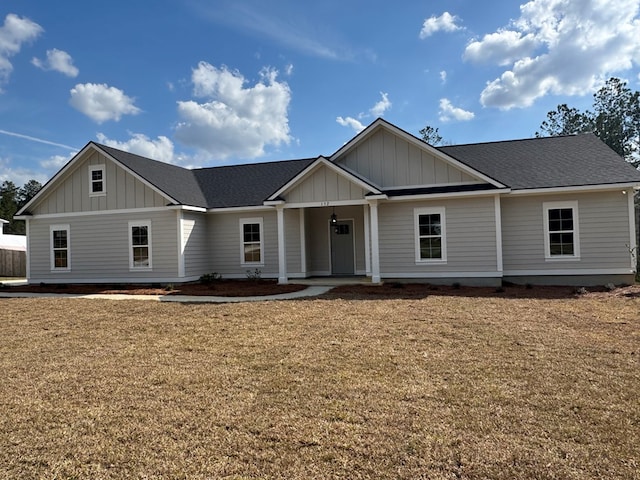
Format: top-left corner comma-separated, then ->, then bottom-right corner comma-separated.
439,133 -> 640,190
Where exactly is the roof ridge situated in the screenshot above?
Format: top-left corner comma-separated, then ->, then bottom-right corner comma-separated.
440,133 -> 594,149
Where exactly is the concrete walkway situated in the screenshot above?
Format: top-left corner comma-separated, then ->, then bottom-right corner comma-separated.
0,285 -> 334,303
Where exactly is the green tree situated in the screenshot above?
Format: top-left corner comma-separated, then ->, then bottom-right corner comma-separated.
0,181 -> 20,234
18,179 -> 42,208
419,125 -> 444,146
536,77 -> 640,167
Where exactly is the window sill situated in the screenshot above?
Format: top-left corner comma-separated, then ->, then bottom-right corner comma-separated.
89,193 -> 106,197
415,260 -> 448,265
241,263 -> 264,267
51,268 -> 71,272
544,256 -> 581,262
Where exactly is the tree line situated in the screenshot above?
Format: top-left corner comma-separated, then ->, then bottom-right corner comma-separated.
0,180 -> 43,235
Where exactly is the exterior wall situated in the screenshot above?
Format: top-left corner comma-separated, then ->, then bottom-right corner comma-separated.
208,210 -> 279,278
284,165 -> 367,203
28,209 -> 179,283
31,151 -> 167,215
377,197 -> 498,277
501,191 -> 633,275
306,206 -> 366,276
338,129 -> 480,188
182,211 -> 210,278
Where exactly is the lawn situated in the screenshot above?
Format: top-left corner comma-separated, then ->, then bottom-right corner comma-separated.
0,290 -> 638,479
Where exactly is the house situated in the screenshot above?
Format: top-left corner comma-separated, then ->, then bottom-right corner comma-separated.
0,218 -> 27,277
15,118 -> 640,286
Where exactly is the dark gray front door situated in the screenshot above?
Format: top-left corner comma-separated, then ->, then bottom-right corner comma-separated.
331,220 -> 355,275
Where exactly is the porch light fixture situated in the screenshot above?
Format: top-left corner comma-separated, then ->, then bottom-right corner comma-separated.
330,207 -> 338,225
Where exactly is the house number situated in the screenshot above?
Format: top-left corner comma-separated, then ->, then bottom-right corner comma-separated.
320,201 -> 330,206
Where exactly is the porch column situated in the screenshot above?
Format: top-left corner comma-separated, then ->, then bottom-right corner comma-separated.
363,204 -> 371,276
368,199 -> 381,283
276,205 -> 288,284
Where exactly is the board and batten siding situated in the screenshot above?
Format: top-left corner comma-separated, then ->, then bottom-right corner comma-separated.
501,191 -> 632,272
284,165 -> 367,204
32,151 -> 168,215
338,129 -> 480,189
28,210 -> 179,282
182,212 -> 210,278
378,197 -> 498,276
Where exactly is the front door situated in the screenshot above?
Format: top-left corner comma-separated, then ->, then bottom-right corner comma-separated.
330,220 -> 355,275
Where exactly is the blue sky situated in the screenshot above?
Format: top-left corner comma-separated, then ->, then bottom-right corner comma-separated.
1,0 -> 640,185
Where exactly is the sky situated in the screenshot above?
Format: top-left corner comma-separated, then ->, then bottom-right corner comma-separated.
1,0 -> 640,186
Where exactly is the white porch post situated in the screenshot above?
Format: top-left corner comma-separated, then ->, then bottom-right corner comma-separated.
627,189 -> 637,271
494,194 -> 503,274
277,205 -> 288,284
299,208 -> 307,276
363,204 -> 371,276
368,199 -> 381,283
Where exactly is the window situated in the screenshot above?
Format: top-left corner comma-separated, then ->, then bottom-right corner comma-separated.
543,201 -> 580,260
89,165 -> 105,196
415,207 -> 447,263
129,221 -> 152,269
50,225 -> 70,271
240,218 -> 264,265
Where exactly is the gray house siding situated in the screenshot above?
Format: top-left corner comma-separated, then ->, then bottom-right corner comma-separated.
182,211 -> 210,279
378,197 -> 498,279
28,210 -> 179,283
501,191 -> 633,275
32,151 -> 167,215
284,165 -> 368,203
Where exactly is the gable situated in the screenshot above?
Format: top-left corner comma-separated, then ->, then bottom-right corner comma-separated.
282,163 -> 370,203
29,148 -> 171,215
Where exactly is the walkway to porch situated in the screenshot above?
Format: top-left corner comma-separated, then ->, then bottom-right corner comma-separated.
288,276 -> 374,286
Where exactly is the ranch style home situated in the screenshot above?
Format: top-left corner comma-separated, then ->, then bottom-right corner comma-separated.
15,118 -> 640,286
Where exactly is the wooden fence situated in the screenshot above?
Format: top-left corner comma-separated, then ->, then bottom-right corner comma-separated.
0,249 -> 26,277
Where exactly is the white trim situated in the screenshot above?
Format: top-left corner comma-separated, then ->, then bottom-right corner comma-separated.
208,205 -> 274,213
50,224 -> 70,272
414,206 -> 447,263
330,119 -> 506,188
25,219 -> 30,280
383,271 -> 502,279
299,209 -> 307,276
384,181 -> 485,191
267,156 -> 381,201
177,211 -> 185,278
277,207 -> 287,284
282,199 -> 369,209
167,205 -> 207,212
494,195 -> 503,273
88,164 -> 106,197
239,217 -> 264,266
388,188 -> 511,202
504,268 -> 633,276
510,183 -> 640,196
627,189 -> 637,272
25,275 -> 202,285
16,206 -> 171,220
369,200 -> 381,283
543,201 -> 580,260
363,204 -> 371,275
128,220 -> 153,271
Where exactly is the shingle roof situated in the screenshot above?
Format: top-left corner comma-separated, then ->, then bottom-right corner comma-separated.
438,133 -> 640,190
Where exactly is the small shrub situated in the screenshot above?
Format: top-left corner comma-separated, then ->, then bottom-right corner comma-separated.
199,272 -> 222,285
164,284 -> 175,292
576,286 -> 588,295
246,268 -> 262,281
605,282 -> 616,292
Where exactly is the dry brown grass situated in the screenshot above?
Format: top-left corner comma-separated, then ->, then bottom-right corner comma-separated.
1,293 -> 638,479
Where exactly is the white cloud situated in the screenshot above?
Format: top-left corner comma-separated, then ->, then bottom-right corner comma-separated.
175,62 -> 291,160
467,0 -> 640,109
95,133 -> 176,164
0,156 -> 48,185
370,92 -> 392,117
420,12 -> 463,39
39,152 -> 75,171
284,63 -> 294,76
32,48 -> 78,77
336,116 -> 365,133
0,13 -> 43,87
440,70 -> 447,84
69,83 -> 141,123
438,98 -> 475,122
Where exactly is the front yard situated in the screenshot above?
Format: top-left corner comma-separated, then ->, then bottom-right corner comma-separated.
1,291 -> 638,479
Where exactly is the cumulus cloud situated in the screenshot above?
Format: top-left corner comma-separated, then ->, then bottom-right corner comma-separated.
0,156 -> 48,185
420,12 -> 463,39
32,48 -> 78,77
69,83 -> 141,123
95,133 -> 176,164
39,152 -> 75,171
0,13 -> 43,87
466,0 -> 640,109
337,92 -> 392,133
440,70 -> 447,84
175,62 -> 292,160
438,98 -> 475,122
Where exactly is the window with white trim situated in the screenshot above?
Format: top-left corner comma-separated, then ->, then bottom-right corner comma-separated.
89,165 -> 105,196
129,221 -> 152,269
50,225 -> 70,271
415,207 -> 447,263
543,201 -> 580,260
240,218 -> 264,265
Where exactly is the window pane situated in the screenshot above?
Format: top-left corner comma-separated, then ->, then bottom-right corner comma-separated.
92,181 -> 103,192
92,170 -> 103,181
420,237 -> 442,259
132,226 -> 148,246
53,230 -> 67,249
54,250 -> 67,268
549,208 -> 573,232
244,244 -> 261,262
419,214 -> 441,236
133,247 -> 149,266
550,232 -> 574,255
243,223 -> 260,243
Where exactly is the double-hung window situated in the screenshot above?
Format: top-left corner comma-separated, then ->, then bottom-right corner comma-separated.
543,201 -> 580,260
89,165 -> 105,196
415,207 -> 447,263
129,221 -> 152,270
240,218 -> 264,265
50,225 -> 70,271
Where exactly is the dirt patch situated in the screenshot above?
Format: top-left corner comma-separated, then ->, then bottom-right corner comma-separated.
1,279 -> 307,297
